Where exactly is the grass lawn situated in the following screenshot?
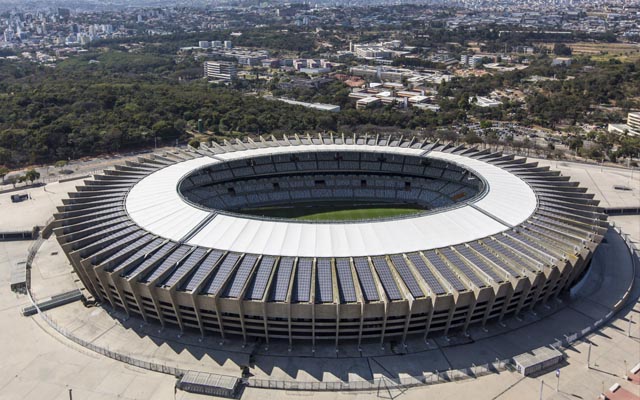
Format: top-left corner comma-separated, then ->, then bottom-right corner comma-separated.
239,203 -> 425,221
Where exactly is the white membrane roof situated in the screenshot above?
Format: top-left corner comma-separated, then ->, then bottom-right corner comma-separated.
125,144 -> 537,257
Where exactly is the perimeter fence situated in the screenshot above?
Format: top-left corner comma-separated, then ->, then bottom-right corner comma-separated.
21,223 -> 640,393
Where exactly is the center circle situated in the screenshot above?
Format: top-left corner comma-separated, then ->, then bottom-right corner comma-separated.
178,151 -> 486,222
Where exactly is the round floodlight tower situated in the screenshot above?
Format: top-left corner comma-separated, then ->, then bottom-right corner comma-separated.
54,136 -> 607,346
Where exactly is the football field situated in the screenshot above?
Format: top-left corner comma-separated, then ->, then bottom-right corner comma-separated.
240,202 -> 425,221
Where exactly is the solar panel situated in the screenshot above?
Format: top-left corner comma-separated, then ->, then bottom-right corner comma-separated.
86,228 -> 145,262
315,258 -> 333,303
353,257 -> 379,302
495,235 -> 548,265
483,239 -> 539,273
108,238 -> 164,273
181,250 -> 224,291
161,247 -> 208,288
141,246 -> 192,283
79,221 -> 135,247
271,257 -> 294,302
389,254 -> 424,298
245,256 -> 276,300
335,258 -> 357,303
423,251 -> 467,292
509,232 -> 560,259
405,253 -> 446,295
292,258 -> 313,303
371,257 -> 403,301
439,248 -> 486,288
224,254 -> 259,298
469,242 -> 521,277
522,227 -> 572,252
533,216 -> 585,237
203,253 -> 241,295
526,222 -> 581,244
454,245 -> 503,283
123,242 -> 176,278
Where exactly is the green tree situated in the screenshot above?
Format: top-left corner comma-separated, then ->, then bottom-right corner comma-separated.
24,169 -> 40,184
0,166 -> 8,183
6,175 -> 17,188
188,139 -> 201,149
553,43 -> 572,56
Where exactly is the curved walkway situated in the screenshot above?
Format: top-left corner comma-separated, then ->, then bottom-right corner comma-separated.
27,226 -> 638,393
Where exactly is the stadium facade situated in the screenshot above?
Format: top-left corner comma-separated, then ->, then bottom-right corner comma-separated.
53,135 -> 607,347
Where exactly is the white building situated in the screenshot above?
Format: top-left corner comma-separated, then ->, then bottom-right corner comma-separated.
204,61 -> 237,81
608,111 -> 640,137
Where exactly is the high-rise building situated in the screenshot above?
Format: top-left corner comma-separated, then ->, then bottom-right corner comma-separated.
3,28 -> 14,42
607,111 -> 640,137
628,112 -> 640,133
204,61 -> 237,81
57,8 -> 71,19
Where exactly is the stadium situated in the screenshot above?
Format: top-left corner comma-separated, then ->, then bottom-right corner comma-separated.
52,134 -> 608,348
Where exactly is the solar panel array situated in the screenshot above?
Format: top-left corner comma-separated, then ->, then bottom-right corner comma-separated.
389,254 -> 424,298
109,238 -> 164,273
293,258 -> 313,303
79,221 -> 134,248
469,242 -> 521,277
371,257 -> 402,301
141,246 -> 192,283
454,245 -> 503,283
510,233 -> 559,259
88,229 -> 145,263
181,250 -> 224,291
245,256 -> 276,300
124,242 -> 176,278
98,235 -> 154,266
496,235 -> 547,265
483,238 -> 538,273
439,247 -> 486,288
423,251 -> 467,291
225,254 -> 259,298
315,258 -> 334,303
353,257 -> 379,302
405,253 -> 446,295
271,257 -> 294,302
335,258 -> 357,302
203,253 -> 241,295
161,247 -> 207,288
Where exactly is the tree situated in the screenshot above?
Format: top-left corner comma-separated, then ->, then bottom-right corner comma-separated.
55,160 -> 68,169
479,120 -> 492,130
553,43 -> 572,56
24,169 -> 40,184
0,166 -> 8,183
463,132 -> 483,145
188,139 -> 200,149
6,175 -> 17,188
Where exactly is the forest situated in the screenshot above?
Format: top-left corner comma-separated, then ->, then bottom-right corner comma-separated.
0,39 -> 639,168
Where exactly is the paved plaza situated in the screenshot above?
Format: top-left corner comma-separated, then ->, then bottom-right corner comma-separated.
0,159 -> 638,400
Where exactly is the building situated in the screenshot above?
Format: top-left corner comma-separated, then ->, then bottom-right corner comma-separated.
3,28 -> 14,42
272,98 -> 340,112
472,96 -> 502,108
53,137 -> 606,347
628,111 -> 640,133
356,96 -> 382,109
608,111 -> 640,137
204,61 -> 237,81
199,41 -> 211,49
